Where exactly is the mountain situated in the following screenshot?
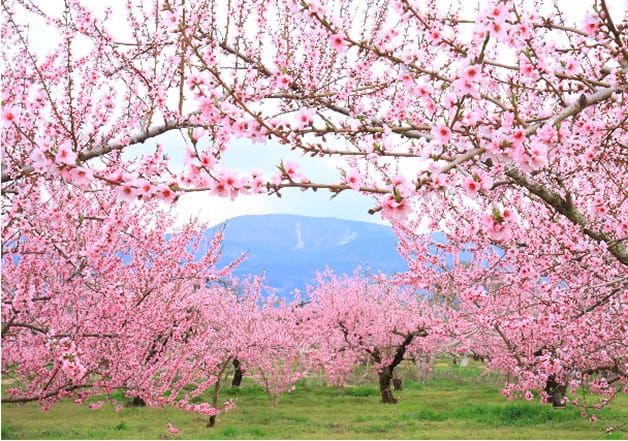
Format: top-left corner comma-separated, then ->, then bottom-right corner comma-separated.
203,214 -> 410,298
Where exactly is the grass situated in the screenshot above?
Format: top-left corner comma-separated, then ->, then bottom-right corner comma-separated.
2,362 -> 626,439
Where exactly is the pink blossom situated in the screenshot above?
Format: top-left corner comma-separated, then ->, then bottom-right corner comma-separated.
382,194 -> 412,220
117,184 -> 138,202
391,174 -> 406,187
431,124 -> 451,145
482,211 -> 512,241
524,142 -> 548,171
486,4 -> 507,24
134,178 -> 153,197
476,172 -> 493,192
461,65 -> 481,83
582,13 -> 600,35
107,170 -> 124,184
295,108 -> 315,129
443,94 -> 457,110
516,23 -> 532,38
452,78 -> 479,99
70,167 -> 93,188
199,96 -> 216,118
210,169 -> 241,199
415,83 -> 431,98
487,21 -> 508,40
198,152 -> 216,169
154,184 -> 176,202
192,403 -> 219,416
426,29 -> 441,43
55,141 -> 77,166
191,128 -> 206,142
88,401 -> 104,410
6,388 -> 20,396
60,351 -> 87,381
247,169 -> 265,193
166,422 -> 180,435
502,208 -> 517,223
431,173 -> 449,189
424,97 -> 436,115
511,129 -> 526,147
223,399 -> 236,411
519,57 -> 535,77
463,286 -> 485,303
284,161 -> 300,180
329,33 -> 348,53
345,168 -> 362,191
274,73 -> 292,88
564,59 -> 578,76
400,72 -> 413,86
187,73 -> 203,89
463,176 -> 480,197
462,111 -> 480,128
2,106 -> 16,125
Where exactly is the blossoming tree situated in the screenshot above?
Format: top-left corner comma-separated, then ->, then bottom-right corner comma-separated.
1,183 -> 242,417
304,271 -> 444,403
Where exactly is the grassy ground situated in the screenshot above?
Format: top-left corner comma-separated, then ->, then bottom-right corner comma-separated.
2,361 -> 626,439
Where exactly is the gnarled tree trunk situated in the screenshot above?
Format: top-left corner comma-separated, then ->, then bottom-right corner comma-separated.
131,396 -> 146,407
231,359 -> 244,387
544,375 -> 566,408
378,367 -> 397,404
392,377 -> 403,390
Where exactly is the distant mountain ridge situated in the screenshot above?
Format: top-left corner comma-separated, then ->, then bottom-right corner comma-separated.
204,214 -> 410,298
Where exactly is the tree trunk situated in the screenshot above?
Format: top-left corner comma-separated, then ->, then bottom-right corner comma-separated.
131,396 -> 146,407
207,415 -> 216,427
378,368 -> 397,404
392,377 -> 403,390
544,375 -> 566,408
231,359 -> 244,387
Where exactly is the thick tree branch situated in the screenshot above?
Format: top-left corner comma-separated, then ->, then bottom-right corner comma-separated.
506,168 -> 627,265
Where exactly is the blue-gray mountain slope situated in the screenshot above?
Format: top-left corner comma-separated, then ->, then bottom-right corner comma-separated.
205,214 -> 410,297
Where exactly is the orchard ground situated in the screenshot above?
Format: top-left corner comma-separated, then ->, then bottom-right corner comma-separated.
2,360 -> 625,439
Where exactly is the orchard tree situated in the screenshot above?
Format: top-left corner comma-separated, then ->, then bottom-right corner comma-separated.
451,258 -> 625,413
304,271 -> 444,404
172,278 -> 260,427
1,183 -> 242,418
392,225 -> 626,411
192,277 -> 309,423
246,295 -> 312,404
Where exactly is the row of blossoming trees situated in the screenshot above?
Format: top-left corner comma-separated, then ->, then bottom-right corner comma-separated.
1,0 -> 626,427
0,184 -> 439,422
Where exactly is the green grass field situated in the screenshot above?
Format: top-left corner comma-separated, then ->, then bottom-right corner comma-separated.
2,361 -> 625,439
